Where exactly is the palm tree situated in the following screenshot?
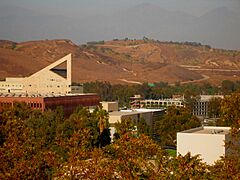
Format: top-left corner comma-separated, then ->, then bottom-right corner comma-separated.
95,107 -> 109,148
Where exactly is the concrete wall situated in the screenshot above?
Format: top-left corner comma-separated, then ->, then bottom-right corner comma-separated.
0,77 -> 25,93
23,54 -> 72,94
101,101 -> 118,112
109,112 -> 153,126
0,81 -> 24,93
177,132 -> 227,165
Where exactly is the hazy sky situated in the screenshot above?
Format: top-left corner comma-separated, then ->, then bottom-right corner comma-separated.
1,0 -> 239,49
1,0 -> 240,17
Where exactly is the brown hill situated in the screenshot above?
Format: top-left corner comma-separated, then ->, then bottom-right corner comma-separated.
0,39 -> 239,85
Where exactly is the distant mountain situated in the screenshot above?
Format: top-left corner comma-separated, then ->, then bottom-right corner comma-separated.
0,4 -> 43,18
0,3 -> 239,50
185,7 -> 240,50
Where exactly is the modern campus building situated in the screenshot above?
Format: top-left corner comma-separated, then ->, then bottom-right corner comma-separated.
130,95 -> 184,109
101,101 -> 165,140
0,54 -> 83,94
192,95 -> 224,118
101,101 -> 119,112
141,97 -> 184,108
0,93 -> 100,116
130,94 -> 225,121
130,95 -> 143,109
0,54 -> 100,115
177,126 -> 231,165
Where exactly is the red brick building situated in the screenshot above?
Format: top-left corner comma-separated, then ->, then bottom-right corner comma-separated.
0,93 -> 100,116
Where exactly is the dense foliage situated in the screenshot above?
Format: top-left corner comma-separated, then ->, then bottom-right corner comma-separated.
0,104 -> 110,178
155,106 -> 201,146
0,93 -> 239,179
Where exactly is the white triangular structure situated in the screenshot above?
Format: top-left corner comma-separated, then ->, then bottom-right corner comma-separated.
0,54 -> 83,94
23,54 -> 72,94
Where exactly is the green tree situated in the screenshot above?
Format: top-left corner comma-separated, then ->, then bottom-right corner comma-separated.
163,153 -> 209,179
64,106 -> 100,148
26,109 -> 60,148
184,94 -> 200,113
208,97 -> 222,118
137,117 -> 150,136
104,134 -> 165,179
93,107 -> 110,147
155,106 -> 201,146
221,80 -> 235,95
114,118 -> 135,139
217,92 -> 240,126
212,92 -> 240,179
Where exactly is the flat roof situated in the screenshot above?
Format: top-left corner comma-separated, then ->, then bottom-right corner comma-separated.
180,126 -> 230,135
200,95 -> 224,101
132,108 -> 165,112
101,101 -> 118,104
0,92 -> 97,98
143,98 -> 183,101
109,108 -> 164,116
109,111 -> 144,116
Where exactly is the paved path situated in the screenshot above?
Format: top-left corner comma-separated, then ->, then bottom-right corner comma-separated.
118,79 -> 142,85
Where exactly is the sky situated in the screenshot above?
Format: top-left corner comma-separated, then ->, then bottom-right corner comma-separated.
1,0 -> 240,17
0,0 -> 239,49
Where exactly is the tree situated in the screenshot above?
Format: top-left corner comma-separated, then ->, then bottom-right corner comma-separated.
104,134 -> 165,179
137,117 -> 150,136
0,105 -> 59,179
212,92 -> 240,179
217,92 -> 240,127
163,153 -> 209,179
155,106 -> 201,146
0,102 -> 33,145
114,118 -> 135,139
54,129 -> 103,179
210,156 -> 240,179
184,94 -> 200,113
208,97 -> 222,118
25,109 -> 60,148
221,80 -> 235,95
93,107 -> 110,147
63,106 -> 100,148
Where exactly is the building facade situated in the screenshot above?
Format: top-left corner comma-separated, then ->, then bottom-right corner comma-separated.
0,53 -> 100,116
142,98 -> 184,108
101,101 -> 118,112
130,95 -> 143,109
0,54 -> 83,94
177,126 -> 231,165
108,108 -> 165,140
0,93 -> 100,116
192,95 -> 224,118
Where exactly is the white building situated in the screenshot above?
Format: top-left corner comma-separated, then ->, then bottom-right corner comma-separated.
0,54 -> 83,94
108,108 -> 165,141
142,97 -> 184,108
177,126 -> 231,165
101,101 -> 165,140
101,101 -> 118,112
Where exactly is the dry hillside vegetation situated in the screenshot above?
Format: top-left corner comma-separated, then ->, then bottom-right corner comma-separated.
0,39 -> 239,85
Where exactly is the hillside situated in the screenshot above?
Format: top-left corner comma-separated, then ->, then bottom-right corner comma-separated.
0,39 -> 239,85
